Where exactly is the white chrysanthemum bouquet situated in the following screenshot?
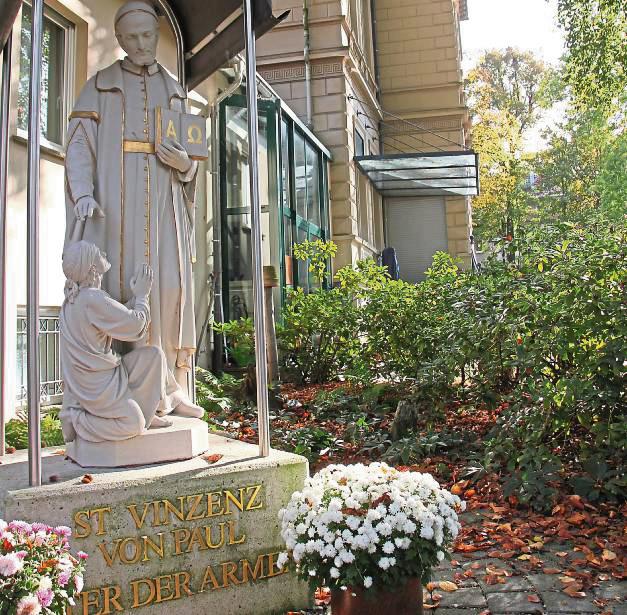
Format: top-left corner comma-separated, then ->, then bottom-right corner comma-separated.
0,519 -> 87,615
278,463 -> 464,592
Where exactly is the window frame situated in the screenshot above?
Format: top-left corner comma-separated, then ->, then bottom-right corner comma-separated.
16,1 -> 76,154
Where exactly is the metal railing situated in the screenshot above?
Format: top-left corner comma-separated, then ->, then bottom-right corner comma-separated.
16,309 -> 63,406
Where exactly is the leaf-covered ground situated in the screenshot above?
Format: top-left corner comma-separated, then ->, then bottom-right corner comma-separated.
205,381 -> 626,614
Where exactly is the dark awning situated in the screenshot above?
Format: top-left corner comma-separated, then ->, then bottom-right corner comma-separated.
354,151 -> 480,197
163,0 -> 288,89
0,0 -> 21,50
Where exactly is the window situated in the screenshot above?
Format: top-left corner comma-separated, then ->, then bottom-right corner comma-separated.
18,2 -> 74,147
355,129 -> 365,157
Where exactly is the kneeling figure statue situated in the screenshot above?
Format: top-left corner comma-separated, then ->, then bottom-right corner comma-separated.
60,240 -> 174,443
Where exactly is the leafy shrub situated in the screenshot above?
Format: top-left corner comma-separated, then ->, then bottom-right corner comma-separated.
5,408 -> 64,450
211,317 -> 255,367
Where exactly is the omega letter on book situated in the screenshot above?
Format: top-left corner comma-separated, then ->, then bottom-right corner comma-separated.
156,107 -> 208,160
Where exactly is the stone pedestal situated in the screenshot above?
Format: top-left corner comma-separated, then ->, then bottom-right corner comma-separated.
66,416 -> 210,467
0,437 -> 310,615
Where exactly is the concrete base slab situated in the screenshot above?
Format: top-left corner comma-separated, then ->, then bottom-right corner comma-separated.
0,437 -> 310,615
65,416 -> 210,467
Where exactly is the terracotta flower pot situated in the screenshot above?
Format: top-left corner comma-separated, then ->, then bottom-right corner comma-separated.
330,578 -> 424,615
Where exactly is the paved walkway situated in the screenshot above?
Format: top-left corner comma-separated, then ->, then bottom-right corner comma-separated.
427,547 -> 625,614
298,509 -> 625,615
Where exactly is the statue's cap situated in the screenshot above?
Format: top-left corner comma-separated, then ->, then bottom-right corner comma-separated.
114,1 -> 158,28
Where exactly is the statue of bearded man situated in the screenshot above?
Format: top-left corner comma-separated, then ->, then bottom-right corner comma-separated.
64,0 -> 202,417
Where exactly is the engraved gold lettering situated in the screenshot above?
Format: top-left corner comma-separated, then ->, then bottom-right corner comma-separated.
101,586 -> 123,614
92,507 -> 111,536
119,537 -> 142,565
204,522 -> 226,549
98,540 -> 122,568
245,484 -> 263,510
131,578 -> 155,608
185,494 -> 204,521
73,510 -> 91,539
154,575 -> 174,603
142,533 -> 165,561
221,561 -> 243,587
241,555 -> 265,583
127,503 -> 150,530
172,528 -> 191,555
163,497 -> 186,522
80,589 -> 100,615
206,491 -> 224,517
267,551 -> 290,577
166,119 -> 177,139
151,500 -> 163,527
228,520 -> 246,545
173,572 -> 193,599
200,565 -> 224,591
187,124 -> 202,144
224,488 -> 245,513
186,526 -> 208,553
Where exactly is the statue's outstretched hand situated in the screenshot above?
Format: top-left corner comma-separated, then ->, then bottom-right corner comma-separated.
130,264 -> 153,299
156,139 -> 191,173
74,196 -> 104,221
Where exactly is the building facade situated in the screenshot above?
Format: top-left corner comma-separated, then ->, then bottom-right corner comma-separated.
256,0 -> 473,276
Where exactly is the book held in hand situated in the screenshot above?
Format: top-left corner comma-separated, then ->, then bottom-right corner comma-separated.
155,107 -> 208,160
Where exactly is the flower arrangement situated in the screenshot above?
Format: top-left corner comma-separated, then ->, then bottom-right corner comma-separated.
0,519 -> 87,615
278,463 -> 464,592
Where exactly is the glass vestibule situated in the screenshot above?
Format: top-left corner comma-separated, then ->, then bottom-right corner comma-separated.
220,94 -> 330,322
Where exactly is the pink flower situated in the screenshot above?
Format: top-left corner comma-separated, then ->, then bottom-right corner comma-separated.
36,588 -> 54,608
54,525 -> 72,537
58,570 -> 71,586
16,595 -> 42,615
0,553 -> 24,576
77,551 -> 89,560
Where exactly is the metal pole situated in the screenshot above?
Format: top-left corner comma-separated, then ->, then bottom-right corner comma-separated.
153,0 -> 186,88
27,0 -> 44,486
0,33 -> 12,457
243,0 -> 271,457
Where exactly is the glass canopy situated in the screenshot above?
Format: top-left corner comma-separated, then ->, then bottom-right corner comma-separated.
354,151 -> 479,197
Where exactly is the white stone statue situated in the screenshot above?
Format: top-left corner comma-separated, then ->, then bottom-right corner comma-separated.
63,0 -> 202,419
59,241 -> 173,443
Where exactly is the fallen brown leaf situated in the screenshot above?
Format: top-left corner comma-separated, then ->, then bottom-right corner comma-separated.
81,474 -> 93,484
527,595 -> 541,603
543,568 -> 561,574
203,453 -> 223,463
438,581 -> 458,592
563,586 -> 586,598
601,549 -> 616,561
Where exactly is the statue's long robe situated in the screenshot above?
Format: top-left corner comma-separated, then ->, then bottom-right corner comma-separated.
64,59 -> 197,397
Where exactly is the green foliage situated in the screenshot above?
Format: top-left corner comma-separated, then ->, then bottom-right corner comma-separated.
195,367 -> 241,415
465,49 -> 549,241
278,245 -> 387,384
501,446 -> 563,512
569,456 -> 627,502
556,0 -> 627,114
466,48 -> 551,132
211,317 -> 255,367
5,407 -> 65,450
291,238 -> 337,284
286,426 -> 338,462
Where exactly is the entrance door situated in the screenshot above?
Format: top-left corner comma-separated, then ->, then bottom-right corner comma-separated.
385,196 -> 448,282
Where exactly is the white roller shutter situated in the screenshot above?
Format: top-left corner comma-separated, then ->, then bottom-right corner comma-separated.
385,196 -> 448,282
